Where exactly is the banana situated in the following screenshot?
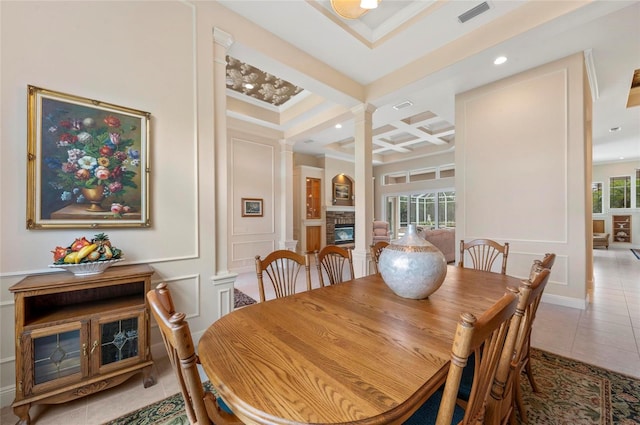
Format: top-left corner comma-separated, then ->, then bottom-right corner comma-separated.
64,251 -> 79,264
75,243 -> 98,263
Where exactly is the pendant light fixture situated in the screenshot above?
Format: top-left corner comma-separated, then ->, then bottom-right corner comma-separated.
360,0 -> 378,9
330,0 -> 380,20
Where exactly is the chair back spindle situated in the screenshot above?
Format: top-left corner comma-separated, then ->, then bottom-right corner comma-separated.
315,245 -> 354,286
255,250 -> 311,302
459,239 -> 510,275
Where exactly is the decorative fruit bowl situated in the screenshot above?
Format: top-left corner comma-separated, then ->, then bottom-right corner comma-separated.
50,233 -> 124,276
49,258 -> 123,276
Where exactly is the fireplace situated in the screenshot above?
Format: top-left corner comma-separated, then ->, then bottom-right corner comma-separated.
334,223 -> 355,245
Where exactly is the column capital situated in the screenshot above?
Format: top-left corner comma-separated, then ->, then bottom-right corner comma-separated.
279,139 -> 296,151
213,27 -> 234,49
351,103 -> 377,116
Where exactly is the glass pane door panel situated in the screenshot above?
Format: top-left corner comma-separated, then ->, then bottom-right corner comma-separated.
100,317 -> 139,366
33,330 -> 81,385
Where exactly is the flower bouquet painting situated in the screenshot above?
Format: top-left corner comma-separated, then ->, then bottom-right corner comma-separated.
27,85 -> 150,229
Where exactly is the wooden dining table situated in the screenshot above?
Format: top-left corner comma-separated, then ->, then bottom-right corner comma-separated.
198,266 -> 523,425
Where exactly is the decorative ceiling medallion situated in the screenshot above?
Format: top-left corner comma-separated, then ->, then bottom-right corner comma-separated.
226,56 -> 303,107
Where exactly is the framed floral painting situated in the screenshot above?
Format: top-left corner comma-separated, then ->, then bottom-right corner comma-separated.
26,85 -> 151,229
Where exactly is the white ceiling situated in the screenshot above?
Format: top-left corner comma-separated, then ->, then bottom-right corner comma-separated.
218,0 -> 640,165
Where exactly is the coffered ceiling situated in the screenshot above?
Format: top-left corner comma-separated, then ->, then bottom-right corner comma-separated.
219,0 -> 640,165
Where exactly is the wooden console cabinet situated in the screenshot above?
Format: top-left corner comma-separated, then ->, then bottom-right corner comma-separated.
9,264 -> 156,425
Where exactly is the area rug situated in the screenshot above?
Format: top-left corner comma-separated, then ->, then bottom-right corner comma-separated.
234,288 -> 257,308
104,349 -> 639,425
631,249 -> 640,260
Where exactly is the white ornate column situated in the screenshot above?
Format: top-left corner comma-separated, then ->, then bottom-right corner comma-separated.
212,27 -> 236,313
351,103 -> 376,277
279,139 -> 298,251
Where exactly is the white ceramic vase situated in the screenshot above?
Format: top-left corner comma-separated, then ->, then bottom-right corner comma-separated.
378,224 -> 447,299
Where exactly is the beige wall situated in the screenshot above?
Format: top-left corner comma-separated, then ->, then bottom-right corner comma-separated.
456,53 -> 590,308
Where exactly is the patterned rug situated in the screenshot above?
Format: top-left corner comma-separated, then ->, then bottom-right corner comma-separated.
234,288 -> 257,308
104,349 -> 639,424
631,249 -> 640,260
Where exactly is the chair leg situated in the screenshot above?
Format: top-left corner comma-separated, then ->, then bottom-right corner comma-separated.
514,373 -> 527,424
524,359 -> 539,393
509,405 -> 518,425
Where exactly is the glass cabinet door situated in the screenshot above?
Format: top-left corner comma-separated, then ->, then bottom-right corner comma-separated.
306,178 -> 321,219
26,321 -> 89,395
93,309 -> 145,373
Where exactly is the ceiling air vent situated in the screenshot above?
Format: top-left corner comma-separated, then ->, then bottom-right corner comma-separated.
392,100 -> 413,110
458,2 -> 490,24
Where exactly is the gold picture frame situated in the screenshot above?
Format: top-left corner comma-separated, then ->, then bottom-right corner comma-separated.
26,85 -> 151,229
241,198 -> 263,217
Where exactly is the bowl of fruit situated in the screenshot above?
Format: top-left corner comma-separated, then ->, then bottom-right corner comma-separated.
49,233 -> 124,276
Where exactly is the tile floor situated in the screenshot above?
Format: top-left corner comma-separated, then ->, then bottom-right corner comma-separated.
2,247 -> 638,424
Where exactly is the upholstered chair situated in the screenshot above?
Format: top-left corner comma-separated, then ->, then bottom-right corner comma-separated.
372,221 -> 391,243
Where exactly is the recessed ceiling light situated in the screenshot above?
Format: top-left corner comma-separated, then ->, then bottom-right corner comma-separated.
244,83 -> 254,89
494,56 -> 507,65
335,124 -> 342,129
619,156 -> 625,160
609,126 -> 621,132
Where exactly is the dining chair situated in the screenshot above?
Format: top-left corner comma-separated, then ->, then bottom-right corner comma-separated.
511,264 -> 552,423
146,283 -> 243,425
404,286 -> 520,425
255,249 -> 312,302
314,245 -> 354,286
370,240 -> 389,274
485,266 -> 551,425
459,239 -> 510,275
535,252 -> 556,274
522,253 -> 555,388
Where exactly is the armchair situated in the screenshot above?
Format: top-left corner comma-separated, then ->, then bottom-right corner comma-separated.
372,221 -> 391,243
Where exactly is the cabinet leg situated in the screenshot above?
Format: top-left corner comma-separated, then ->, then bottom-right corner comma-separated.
142,364 -> 156,388
13,404 -> 31,425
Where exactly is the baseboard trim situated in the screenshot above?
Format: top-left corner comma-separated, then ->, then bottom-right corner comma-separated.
541,292 -> 587,310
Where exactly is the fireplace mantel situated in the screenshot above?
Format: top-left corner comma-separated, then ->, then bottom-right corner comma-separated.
326,206 -> 355,212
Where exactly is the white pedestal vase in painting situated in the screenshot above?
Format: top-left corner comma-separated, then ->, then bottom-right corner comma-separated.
378,224 -> 447,299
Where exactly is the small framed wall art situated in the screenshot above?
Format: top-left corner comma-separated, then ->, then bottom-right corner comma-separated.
26,85 -> 151,229
333,183 -> 350,200
242,198 -> 263,217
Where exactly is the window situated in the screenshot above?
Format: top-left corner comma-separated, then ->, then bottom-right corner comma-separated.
383,165 -> 455,186
439,165 -> 455,178
438,192 -> 456,228
384,173 -> 407,185
609,176 -> 631,208
636,169 -> 640,208
409,168 -> 436,182
387,191 -> 455,236
592,182 -> 603,214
